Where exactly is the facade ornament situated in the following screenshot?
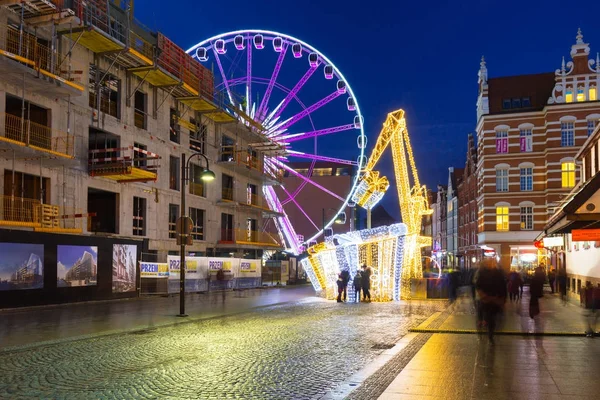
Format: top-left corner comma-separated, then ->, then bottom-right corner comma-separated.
576,27 -> 583,44
597,52 -> 600,73
478,56 -> 488,85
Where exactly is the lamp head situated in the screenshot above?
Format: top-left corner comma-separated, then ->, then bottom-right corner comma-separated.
200,169 -> 215,182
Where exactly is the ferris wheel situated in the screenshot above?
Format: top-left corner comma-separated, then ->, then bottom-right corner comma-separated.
186,30 -> 366,254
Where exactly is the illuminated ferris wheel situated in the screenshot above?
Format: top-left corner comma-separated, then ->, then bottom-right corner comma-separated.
187,30 -> 366,254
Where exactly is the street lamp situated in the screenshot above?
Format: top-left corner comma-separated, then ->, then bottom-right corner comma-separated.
322,207 -> 345,239
178,152 -> 215,317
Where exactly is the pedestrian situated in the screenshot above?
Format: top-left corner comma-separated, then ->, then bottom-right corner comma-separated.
586,284 -> 600,337
558,267 -> 567,305
361,264 -> 372,302
529,265 -> 545,319
519,269 -> 525,300
353,271 -> 362,303
548,268 -> 556,294
340,269 -> 350,302
336,274 -> 344,303
508,269 -> 522,303
475,258 -> 506,345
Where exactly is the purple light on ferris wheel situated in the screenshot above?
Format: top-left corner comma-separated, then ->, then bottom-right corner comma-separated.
215,39 -> 226,54
257,43 -> 288,122
253,34 -> 265,49
266,64 -> 319,124
273,160 -> 345,201
286,150 -> 358,165
279,185 -> 319,230
278,90 -> 342,131
213,47 -> 234,106
234,35 -> 245,50
292,43 -> 302,58
275,124 -> 356,143
273,37 -> 283,52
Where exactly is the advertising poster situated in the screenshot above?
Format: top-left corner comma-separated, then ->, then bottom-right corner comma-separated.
57,246 -> 98,287
112,244 -> 137,293
235,259 -> 262,289
167,256 -> 205,293
208,258 -> 233,272
0,243 -> 44,291
140,262 -> 169,278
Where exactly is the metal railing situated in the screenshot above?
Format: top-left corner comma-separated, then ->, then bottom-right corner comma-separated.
89,92 -> 119,119
2,113 -> 75,157
134,109 -> 146,129
189,182 -> 205,197
0,195 -> 83,231
221,188 -> 234,201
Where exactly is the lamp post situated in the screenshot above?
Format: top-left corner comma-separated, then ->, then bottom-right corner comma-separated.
322,207 -> 345,240
178,152 -> 215,317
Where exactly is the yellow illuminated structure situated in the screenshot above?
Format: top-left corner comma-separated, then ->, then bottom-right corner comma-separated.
352,109 -> 432,299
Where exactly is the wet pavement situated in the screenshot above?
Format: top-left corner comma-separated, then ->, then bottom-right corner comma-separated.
0,286 -> 316,349
0,289 -> 445,399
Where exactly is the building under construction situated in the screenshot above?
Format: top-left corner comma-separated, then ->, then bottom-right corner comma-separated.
0,0 -> 284,306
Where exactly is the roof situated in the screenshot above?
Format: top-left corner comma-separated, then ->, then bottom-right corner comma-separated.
488,72 -> 555,114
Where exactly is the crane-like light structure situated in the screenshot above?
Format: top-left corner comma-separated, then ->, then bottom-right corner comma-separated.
351,109 -> 432,299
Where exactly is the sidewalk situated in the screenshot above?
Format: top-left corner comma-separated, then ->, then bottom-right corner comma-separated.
0,285 -> 315,350
376,291 -> 600,400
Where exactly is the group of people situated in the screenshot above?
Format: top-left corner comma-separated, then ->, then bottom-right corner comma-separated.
337,264 -> 372,303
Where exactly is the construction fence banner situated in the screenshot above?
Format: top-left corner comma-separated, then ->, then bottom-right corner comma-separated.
139,262 -> 169,278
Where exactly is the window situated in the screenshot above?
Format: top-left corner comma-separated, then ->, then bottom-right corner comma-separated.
561,162 -> 576,188
247,183 -> 258,205
169,156 -> 180,191
496,206 -> 509,231
565,88 -> 573,103
590,86 -> 597,101
89,64 -> 120,119
246,218 -> 258,242
522,97 -> 531,107
520,167 -> 533,191
502,99 -> 511,109
520,206 -> 533,230
496,131 -> 508,153
190,119 -> 207,153
512,98 -> 521,108
589,119 -> 597,137
169,108 -> 179,143
134,91 -> 147,129
221,213 -> 234,241
496,168 -> 508,192
189,207 -> 204,240
168,204 -> 178,239
577,87 -> 586,102
133,142 -> 147,168
189,164 -> 205,197
520,129 -> 533,152
133,197 -> 146,236
561,122 -> 574,147
221,135 -> 235,161
222,174 -> 234,200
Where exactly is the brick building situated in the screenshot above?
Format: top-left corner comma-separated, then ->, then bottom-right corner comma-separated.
476,30 -> 600,272
458,133 -> 478,269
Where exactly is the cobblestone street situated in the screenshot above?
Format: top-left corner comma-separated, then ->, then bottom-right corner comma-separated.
0,298 -> 445,399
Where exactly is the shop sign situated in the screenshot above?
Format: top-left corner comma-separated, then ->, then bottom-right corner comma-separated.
543,237 -> 564,247
572,229 -> 600,242
140,262 -> 169,278
483,250 -> 496,257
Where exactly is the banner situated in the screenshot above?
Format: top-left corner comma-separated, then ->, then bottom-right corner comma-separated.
208,258 -> 234,272
0,243 -> 44,291
240,260 -> 258,273
140,262 -> 169,278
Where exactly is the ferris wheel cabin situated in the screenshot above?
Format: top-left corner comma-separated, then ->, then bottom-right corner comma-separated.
354,115 -> 363,129
308,52 -> 318,67
324,65 -> 334,79
196,47 -> 208,61
337,80 -> 347,94
292,43 -> 302,58
347,97 -> 356,111
273,37 -> 283,52
253,34 -> 265,49
234,35 -> 245,50
215,39 -> 226,54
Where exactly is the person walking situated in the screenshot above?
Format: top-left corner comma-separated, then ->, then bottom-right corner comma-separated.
340,269 -> 350,302
475,258 -> 507,345
508,270 -> 522,303
558,267 -> 568,305
353,271 -> 362,303
336,274 -> 344,303
548,268 -> 556,294
529,265 -> 546,319
361,264 -> 372,302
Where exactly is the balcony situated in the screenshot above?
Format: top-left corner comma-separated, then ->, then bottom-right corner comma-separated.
0,26 -> 84,97
0,113 -> 76,161
218,229 -> 283,248
88,146 -> 160,183
0,195 -> 84,234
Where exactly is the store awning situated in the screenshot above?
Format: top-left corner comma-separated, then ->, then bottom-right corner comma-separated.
538,172 -> 600,239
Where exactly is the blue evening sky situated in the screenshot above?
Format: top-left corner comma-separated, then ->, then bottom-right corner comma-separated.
57,246 -> 98,269
136,0 -> 600,219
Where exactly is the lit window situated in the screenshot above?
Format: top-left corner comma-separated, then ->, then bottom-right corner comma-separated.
577,87 -> 586,102
565,88 -> 573,103
496,131 -> 508,154
561,122 -> 574,147
561,162 -> 576,188
520,129 -> 532,152
590,86 -> 597,101
496,206 -> 509,231
589,119 -> 597,137
496,168 -> 509,192
520,206 -> 533,230
520,167 -> 533,191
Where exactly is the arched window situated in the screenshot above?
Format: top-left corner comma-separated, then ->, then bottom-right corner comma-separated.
496,130 -> 508,154
560,117 -> 575,147
565,87 -> 574,103
519,164 -> 533,191
577,86 -> 586,102
590,85 -> 597,101
495,164 -> 509,192
496,203 -> 510,232
519,201 -> 534,231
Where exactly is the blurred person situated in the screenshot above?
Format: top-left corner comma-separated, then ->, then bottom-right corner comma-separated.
548,267 -> 556,294
340,269 -> 350,302
353,271 -> 362,303
336,274 -> 344,303
529,265 -> 546,319
558,267 -> 568,305
508,269 -> 523,303
361,264 -> 372,302
585,283 -> 600,337
475,258 -> 507,344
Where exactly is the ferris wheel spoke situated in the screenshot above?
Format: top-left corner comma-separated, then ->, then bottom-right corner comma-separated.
273,91 -> 342,134
264,64 -> 319,125
285,150 -> 357,165
257,43 -> 288,122
274,123 -> 356,143
212,47 -> 235,106
279,185 -> 320,230
270,159 -> 345,201
246,37 -> 252,116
